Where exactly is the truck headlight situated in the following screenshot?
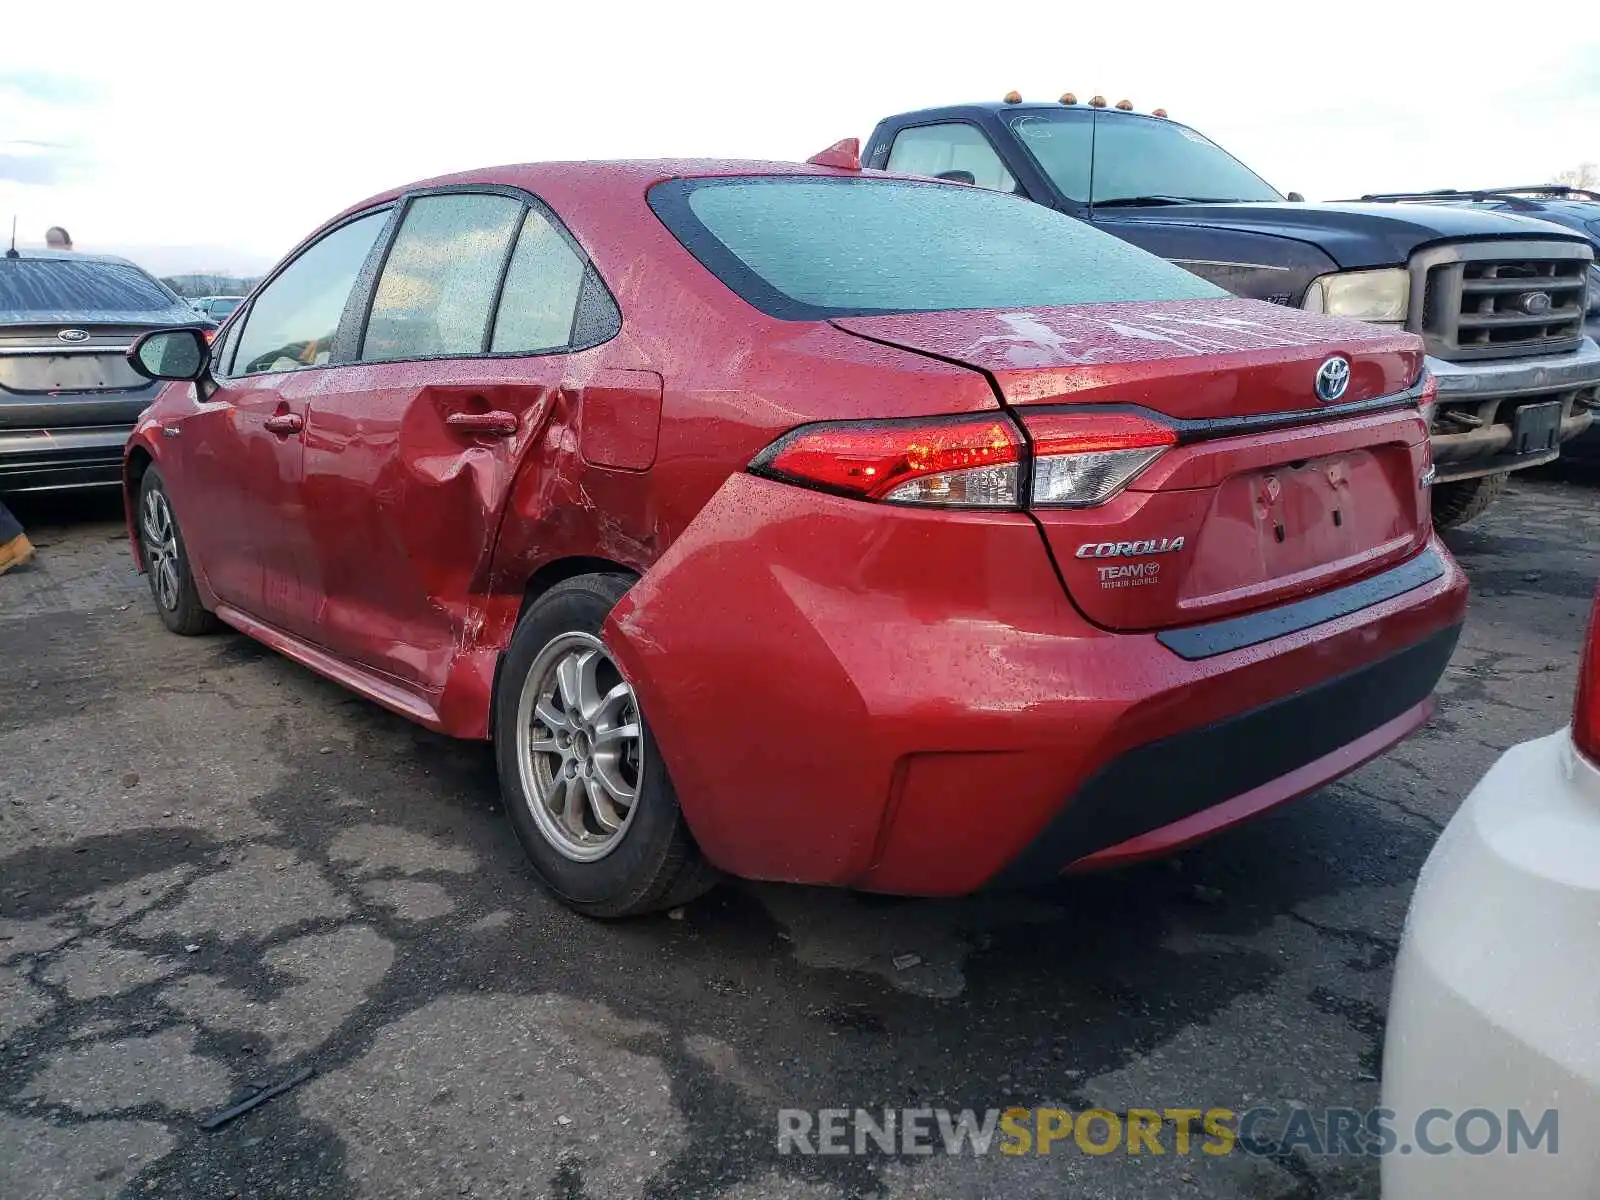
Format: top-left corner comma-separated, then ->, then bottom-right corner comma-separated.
1300,268 -> 1410,325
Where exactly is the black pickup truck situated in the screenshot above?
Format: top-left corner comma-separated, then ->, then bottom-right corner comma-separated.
863,98 -> 1600,525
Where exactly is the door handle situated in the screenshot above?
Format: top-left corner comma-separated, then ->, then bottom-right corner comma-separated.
264,412 -> 304,436
446,410 -> 519,437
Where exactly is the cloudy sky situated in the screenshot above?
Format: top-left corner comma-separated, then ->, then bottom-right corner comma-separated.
2,1 -> 1596,275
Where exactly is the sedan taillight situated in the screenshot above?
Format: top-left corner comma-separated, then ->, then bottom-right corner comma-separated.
1018,410 -> 1177,508
1572,587 -> 1600,765
751,414 -> 1024,506
750,409 -> 1174,509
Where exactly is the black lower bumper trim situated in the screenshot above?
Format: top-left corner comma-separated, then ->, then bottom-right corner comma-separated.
990,622 -> 1461,888
1157,546 -> 1447,661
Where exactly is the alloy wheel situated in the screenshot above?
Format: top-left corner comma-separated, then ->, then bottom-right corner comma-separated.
140,489 -> 181,612
514,632 -> 644,862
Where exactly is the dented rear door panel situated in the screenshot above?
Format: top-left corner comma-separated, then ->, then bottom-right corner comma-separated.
299,355 -> 575,689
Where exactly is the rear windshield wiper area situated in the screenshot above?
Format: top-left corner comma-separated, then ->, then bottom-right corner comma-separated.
1091,195 -> 1229,207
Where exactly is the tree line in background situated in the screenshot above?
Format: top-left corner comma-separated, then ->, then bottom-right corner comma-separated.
1555,163 -> 1598,191
161,273 -> 260,298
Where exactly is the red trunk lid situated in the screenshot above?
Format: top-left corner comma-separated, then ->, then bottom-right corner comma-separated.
832,298 -> 1421,417
834,299 -> 1431,631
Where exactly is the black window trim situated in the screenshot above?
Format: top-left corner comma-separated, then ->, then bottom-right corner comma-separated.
350,182 -> 621,368
217,182 -> 621,381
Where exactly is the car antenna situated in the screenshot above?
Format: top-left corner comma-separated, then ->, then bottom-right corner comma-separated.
5,216 -> 18,259
1085,104 -> 1099,220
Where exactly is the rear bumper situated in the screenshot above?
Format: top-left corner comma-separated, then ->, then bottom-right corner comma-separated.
993,624 -> 1455,885
606,473 -> 1468,893
0,424 -> 132,492
1426,337 -> 1600,482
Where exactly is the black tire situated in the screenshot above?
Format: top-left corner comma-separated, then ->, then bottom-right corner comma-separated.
1432,472 -> 1509,529
136,468 -> 220,636
493,573 -> 719,918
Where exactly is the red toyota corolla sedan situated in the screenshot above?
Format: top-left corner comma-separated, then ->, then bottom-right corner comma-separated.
122,154 -> 1467,916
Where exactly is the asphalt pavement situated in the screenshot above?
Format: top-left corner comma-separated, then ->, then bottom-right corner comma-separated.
2,475 -> 1596,1200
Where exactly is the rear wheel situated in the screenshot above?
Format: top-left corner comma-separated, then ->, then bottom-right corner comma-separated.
493,574 -> 719,917
137,469 -> 219,636
1432,472 -> 1508,529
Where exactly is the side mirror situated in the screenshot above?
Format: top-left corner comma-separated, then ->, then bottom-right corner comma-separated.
128,328 -> 209,382
1286,191 -> 1306,203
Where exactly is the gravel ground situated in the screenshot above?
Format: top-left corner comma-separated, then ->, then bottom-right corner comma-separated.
2,474 -> 1596,1200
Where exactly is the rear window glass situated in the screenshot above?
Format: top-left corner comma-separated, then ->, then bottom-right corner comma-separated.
649,176 -> 1224,320
0,259 -> 176,316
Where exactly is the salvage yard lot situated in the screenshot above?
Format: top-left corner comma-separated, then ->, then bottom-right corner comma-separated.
2,478 -> 1596,1200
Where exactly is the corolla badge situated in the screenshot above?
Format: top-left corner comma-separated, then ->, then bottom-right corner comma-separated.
1075,537 -> 1186,559
1314,355 -> 1350,403
56,328 -> 90,343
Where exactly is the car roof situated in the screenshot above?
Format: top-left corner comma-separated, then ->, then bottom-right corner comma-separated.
332,158 -> 867,219
2,247 -> 147,268
879,100 -> 1168,122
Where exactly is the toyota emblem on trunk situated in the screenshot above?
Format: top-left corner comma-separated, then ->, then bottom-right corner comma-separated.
1517,291 -> 1553,316
1314,356 -> 1350,403
56,328 -> 90,342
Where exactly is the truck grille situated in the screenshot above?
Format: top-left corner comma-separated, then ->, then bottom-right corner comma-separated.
1414,240 -> 1591,362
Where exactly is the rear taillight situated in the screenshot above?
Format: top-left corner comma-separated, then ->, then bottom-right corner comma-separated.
752,414 -> 1024,506
1572,588 -> 1600,764
751,410 -> 1173,509
1020,411 -> 1177,508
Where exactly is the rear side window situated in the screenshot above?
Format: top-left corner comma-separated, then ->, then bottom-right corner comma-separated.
362,193 -> 523,361
650,176 -> 1225,320
490,209 -> 587,353
232,211 -> 389,376
886,123 -> 1017,193
0,259 -> 176,317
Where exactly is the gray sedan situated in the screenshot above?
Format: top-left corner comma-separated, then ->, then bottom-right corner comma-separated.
0,249 -> 213,494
